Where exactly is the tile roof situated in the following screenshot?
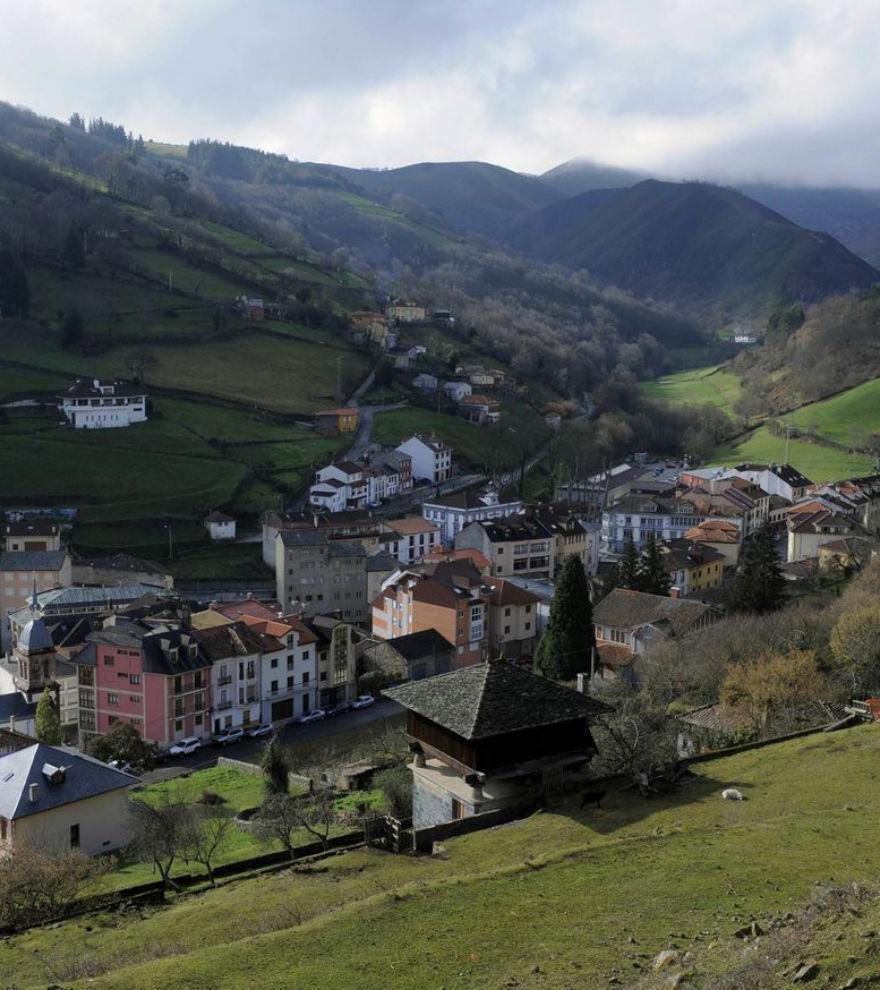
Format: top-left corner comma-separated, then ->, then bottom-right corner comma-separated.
384,517 -> 439,536
191,621 -> 267,661
423,547 -> 491,571
486,578 -> 541,607
0,743 -> 136,820
211,599 -> 281,622
384,660 -> 609,740
0,550 -> 68,571
593,588 -> 714,635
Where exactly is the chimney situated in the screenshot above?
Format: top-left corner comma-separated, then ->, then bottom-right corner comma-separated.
28,783 -> 39,803
8,716 -> 15,734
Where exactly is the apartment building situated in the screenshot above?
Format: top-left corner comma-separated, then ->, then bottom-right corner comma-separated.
396,434 -> 452,483
275,530 -> 368,623
0,551 -> 72,650
421,489 -> 523,546
381,517 -> 441,564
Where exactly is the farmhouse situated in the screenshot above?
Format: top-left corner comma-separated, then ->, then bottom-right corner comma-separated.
385,659 -> 607,829
0,743 -> 136,856
4,519 -> 62,552
315,408 -> 359,435
204,511 -> 236,541
57,378 -> 147,429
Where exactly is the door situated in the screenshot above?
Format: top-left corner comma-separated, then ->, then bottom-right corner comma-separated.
69,823 -> 80,849
451,799 -> 466,821
271,698 -> 293,721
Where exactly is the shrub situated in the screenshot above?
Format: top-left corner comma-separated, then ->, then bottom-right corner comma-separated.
373,766 -> 412,819
198,789 -> 225,806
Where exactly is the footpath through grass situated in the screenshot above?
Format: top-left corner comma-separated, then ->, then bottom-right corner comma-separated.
4,726 -> 880,989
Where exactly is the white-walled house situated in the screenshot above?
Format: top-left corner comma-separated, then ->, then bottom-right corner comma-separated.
0,743 -> 136,856
442,381 -> 472,402
309,462 -> 368,512
57,378 -> 147,430
204,512 -> 236,541
242,615 -> 319,724
395,435 -> 452,484
422,489 -> 523,546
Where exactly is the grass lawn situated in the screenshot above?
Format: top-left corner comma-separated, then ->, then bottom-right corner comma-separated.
710,425 -> 873,482
787,376 -> 880,448
168,541 -> 272,582
6,726 -> 880,988
371,406 -> 490,467
640,363 -> 742,413
133,247 -> 255,300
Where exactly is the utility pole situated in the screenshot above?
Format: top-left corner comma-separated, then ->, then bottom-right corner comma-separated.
336,355 -> 343,404
166,524 -> 173,560
784,423 -> 791,464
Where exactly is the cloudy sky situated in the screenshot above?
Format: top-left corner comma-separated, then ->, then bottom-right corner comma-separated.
1,0 -> 878,186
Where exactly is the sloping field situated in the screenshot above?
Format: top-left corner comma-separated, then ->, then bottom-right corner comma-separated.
787,376 -> 880,448
640,364 -> 742,413
710,425 -> 873,482
4,726 -> 880,989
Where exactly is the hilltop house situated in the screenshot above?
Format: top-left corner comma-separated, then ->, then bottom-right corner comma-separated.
384,660 -> 608,831
4,519 -> 62,552
57,378 -> 147,429
442,380 -> 472,402
0,743 -> 137,856
204,511 -> 236,541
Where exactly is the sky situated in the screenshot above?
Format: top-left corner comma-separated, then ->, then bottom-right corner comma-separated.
1,0 -> 879,187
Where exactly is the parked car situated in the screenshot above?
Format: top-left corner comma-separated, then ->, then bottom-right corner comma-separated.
214,727 -> 244,746
298,708 -> 327,724
325,700 -> 351,718
169,736 -> 201,757
350,694 -> 376,710
246,723 -> 273,738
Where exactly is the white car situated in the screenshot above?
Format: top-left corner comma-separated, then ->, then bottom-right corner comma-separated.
214,727 -> 245,746
169,736 -> 201,757
298,708 -> 327,724
246,723 -> 273,738
350,695 -> 376,710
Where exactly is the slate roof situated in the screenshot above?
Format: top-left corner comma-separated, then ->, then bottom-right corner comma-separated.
0,550 -> 68,572
0,743 -> 137,820
736,462 -> 814,488
204,511 -> 235,524
58,378 -> 145,399
366,551 -> 400,573
73,553 -> 168,576
327,541 -> 366,558
368,629 -> 454,663
278,529 -> 327,548
384,660 -> 609,740
0,692 -> 38,723
593,588 -> 715,635
23,584 -> 166,614
191,621 -> 267,661
5,520 -> 60,538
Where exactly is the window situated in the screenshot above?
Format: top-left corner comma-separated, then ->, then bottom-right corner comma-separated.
108,693 -> 118,705
503,625 -> 510,635
69,824 -> 80,849
174,676 -> 182,694
303,672 -> 310,684
302,649 -> 310,660
271,680 -> 278,693
525,604 -> 532,614
175,719 -> 183,731
129,695 -> 139,703
287,676 -> 294,689
195,713 -> 203,726
524,622 -> 531,631
504,607 -> 511,617
451,798 -> 466,820
103,655 -> 114,666
271,658 -> 278,669
320,672 -> 327,682
129,674 -> 140,685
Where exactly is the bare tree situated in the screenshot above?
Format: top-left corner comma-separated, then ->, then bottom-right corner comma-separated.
184,808 -> 234,886
129,792 -> 197,889
256,790 -> 337,858
0,844 -> 106,929
255,793 -> 301,860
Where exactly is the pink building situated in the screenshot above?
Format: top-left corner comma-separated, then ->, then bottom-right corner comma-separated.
75,619 -> 212,747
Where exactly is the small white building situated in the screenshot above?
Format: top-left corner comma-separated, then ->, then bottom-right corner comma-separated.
57,378 -> 147,430
395,435 -> 453,484
204,512 -> 236,541
0,743 -> 136,856
442,381 -> 472,402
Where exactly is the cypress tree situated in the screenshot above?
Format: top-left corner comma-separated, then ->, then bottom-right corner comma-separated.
534,554 -> 596,682
616,533 -> 641,591
35,688 -> 62,745
638,533 -> 671,596
261,731 -> 290,796
729,523 -> 786,614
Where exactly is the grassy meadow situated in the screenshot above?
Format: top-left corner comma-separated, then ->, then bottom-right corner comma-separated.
786,376 -> 880,449
640,363 -> 742,413
4,726 -> 880,988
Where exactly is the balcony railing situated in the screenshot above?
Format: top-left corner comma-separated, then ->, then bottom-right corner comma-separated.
216,700 -> 233,711
217,675 -> 233,686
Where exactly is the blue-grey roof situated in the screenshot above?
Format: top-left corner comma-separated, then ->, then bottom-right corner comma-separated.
10,584 -> 167,622
0,551 -> 68,572
19,616 -> 54,653
327,541 -> 366,558
0,693 -> 38,723
279,530 -> 327,548
0,743 -> 137,820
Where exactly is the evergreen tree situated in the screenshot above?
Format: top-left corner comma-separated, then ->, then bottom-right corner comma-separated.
68,112 -> 86,131
35,688 -> 62,745
637,533 -> 671,596
616,533 -> 641,591
729,523 -> 786,614
260,731 -> 290,797
534,554 -> 596,681
60,308 -> 84,351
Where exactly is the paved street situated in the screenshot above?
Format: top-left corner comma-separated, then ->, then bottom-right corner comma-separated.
161,698 -> 403,772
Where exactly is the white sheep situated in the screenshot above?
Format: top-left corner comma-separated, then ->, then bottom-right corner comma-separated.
722,787 -> 744,801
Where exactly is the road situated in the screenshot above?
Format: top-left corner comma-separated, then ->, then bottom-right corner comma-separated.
160,698 -> 403,773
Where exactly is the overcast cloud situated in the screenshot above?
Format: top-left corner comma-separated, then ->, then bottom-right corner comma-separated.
1,0 -> 878,186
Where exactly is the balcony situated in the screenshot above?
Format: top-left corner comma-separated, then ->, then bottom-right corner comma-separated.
215,700 -> 233,712
217,675 -> 233,686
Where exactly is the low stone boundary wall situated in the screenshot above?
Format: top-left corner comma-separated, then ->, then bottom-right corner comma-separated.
217,755 -> 312,790
410,806 -> 523,853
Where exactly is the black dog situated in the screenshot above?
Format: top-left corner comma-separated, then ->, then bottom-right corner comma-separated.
579,788 -> 607,810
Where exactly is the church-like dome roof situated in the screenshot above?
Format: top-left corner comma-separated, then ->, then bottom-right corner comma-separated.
19,617 -> 54,654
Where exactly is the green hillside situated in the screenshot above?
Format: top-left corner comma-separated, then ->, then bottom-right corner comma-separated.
785,376 -> 880,449
503,180 -> 879,321
639,363 -> 741,413
5,727 -> 880,988
710,425 -> 873,482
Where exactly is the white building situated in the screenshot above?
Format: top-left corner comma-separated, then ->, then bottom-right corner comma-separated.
381,517 -> 442,564
246,616 -> 319,724
57,378 -> 147,429
395,435 -> 452,484
204,512 -> 236,541
442,381 -> 472,402
421,489 -> 523,546
309,461 -> 368,512
0,743 -> 136,856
